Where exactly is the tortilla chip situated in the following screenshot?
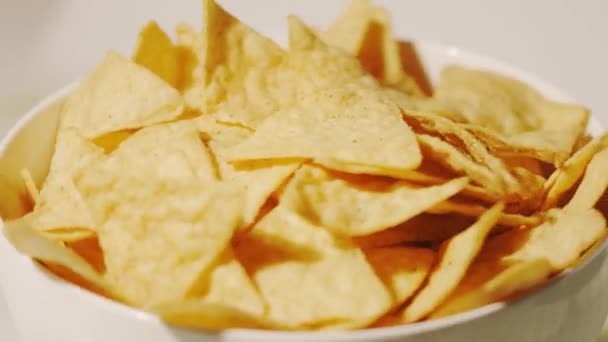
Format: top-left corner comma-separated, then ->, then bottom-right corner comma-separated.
401,203 -> 503,322
504,208 -> 606,270
433,65 -> 589,165
3,217 -> 109,293
197,116 -> 300,225
405,111 -> 545,204
428,200 -> 540,228
564,147 -> 608,213
133,21 -> 180,87
354,214 -> 476,248
174,23 -> 205,110
417,134 -> 503,195
365,247 -> 435,304
27,130 -> 104,241
431,258 -> 552,318
225,75 -> 422,172
281,165 -> 468,236
60,51 -> 183,139
543,138 -> 603,209
20,168 -> 40,204
201,0 -> 288,127
152,301 -> 272,330
74,122 -> 238,307
321,0 -> 423,95
235,206 -> 392,329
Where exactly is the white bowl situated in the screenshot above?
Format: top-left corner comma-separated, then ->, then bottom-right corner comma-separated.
0,42 -> 607,342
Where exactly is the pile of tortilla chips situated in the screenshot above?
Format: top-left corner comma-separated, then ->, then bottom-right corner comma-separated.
4,0 -> 608,332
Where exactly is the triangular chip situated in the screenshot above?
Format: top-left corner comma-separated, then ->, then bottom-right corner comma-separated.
235,206 -> 392,329
74,122 -> 237,307
153,248 -> 267,331
3,217 -> 109,293
431,258 -> 552,318
132,21 -> 180,87
219,17 -> 418,173
28,130 -> 104,241
504,208 -> 606,270
281,165 -> 468,236
197,116 -> 300,225
364,247 -> 434,305
428,200 -> 540,228
151,301 -> 271,330
20,168 -> 39,204
401,203 -> 503,322
432,65 -> 589,165
174,23 -> 205,110
321,0 -> 423,95
201,0 -> 287,127
564,147 -> 608,213
354,214 -> 476,248
60,51 -> 183,139
417,134 -> 503,195
543,138 -> 603,209
225,20 -> 422,173
29,175 -> 96,241
225,87 -> 422,174
404,111 -> 545,205
287,15 -> 368,86
194,249 -> 265,317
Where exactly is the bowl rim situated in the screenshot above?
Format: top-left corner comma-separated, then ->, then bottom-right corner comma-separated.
0,40 -> 606,341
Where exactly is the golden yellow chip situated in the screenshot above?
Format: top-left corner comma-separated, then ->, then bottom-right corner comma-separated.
174,23 -> 205,110
465,124 -> 569,167
5,0 -> 603,333
225,101 -> 422,175
48,129 -> 106,178
20,168 -> 40,204
29,175 -> 96,242
504,208 -> 606,270
428,200 -> 540,228
175,22 -> 204,74
235,206 -> 392,329
501,155 -> 544,177
564,147 -> 608,213
146,248 -> 270,330
197,116 -> 301,225
27,130 -> 104,241
152,301 -> 271,331
319,0 -> 370,58
3,217 -> 109,293
354,214 -> 475,248
281,165 -> 468,236
225,66 -> 422,174
401,203 -> 503,322
74,122 -> 238,307
91,129 -> 135,153
287,15 -> 369,87
433,65 -> 589,165
201,0 -> 287,128
321,0 -> 423,95
431,258 -> 552,318
543,138 -> 602,209
417,134 -> 503,195
132,21 -> 180,88
364,247 -> 434,305
405,111 -> 545,205
60,51 -> 183,139
154,248 -> 267,331
193,249 -> 265,317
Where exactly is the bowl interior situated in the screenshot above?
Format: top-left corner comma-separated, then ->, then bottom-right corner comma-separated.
0,40 -> 605,341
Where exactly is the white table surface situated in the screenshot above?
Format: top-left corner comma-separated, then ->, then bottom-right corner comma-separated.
1,1 -> 607,341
